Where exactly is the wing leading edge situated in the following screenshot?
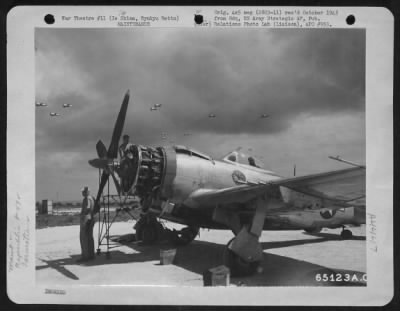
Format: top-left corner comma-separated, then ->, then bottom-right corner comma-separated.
188,167 -> 365,207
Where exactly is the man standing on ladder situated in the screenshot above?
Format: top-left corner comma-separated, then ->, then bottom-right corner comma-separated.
77,186 -> 95,262
119,134 -> 134,158
119,134 -> 135,193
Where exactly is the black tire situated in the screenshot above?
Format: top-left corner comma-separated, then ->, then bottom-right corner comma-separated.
135,219 -> 163,245
170,227 -> 199,246
304,227 -> 322,234
141,224 -> 159,244
223,238 -> 260,277
340,229 -> 353,240
135,219 -> 144,242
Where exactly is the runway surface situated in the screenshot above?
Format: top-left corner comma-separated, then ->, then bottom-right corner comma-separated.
36,221 -> 366,286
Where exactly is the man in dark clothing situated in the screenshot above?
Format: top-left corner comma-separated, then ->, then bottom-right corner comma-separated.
119,134 -> 135,193
78,186 -> 95,262
119,134 -> 134,159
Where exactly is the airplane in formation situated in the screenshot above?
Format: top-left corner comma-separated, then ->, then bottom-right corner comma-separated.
49,112 -> 60,117
208,113 -> 216,118
35,102 -> 47,107
63,103 -> 73,108
88,91 -> 366,276
150,103 -> 162,111
260,114 -> 269,118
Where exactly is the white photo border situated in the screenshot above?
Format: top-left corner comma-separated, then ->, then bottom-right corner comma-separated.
7,6 -> 394,305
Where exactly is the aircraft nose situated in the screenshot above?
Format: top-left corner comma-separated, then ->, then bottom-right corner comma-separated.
119,145 -> 165,196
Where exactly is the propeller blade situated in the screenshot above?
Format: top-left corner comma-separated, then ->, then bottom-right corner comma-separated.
96,140 -> 107,158
110,170 -> 121,195
93,171 -> 109,214
107,90 -> 130,159
88,158 -> 108,170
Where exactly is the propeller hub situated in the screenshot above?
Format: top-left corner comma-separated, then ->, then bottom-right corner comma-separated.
88,90 -> 130,213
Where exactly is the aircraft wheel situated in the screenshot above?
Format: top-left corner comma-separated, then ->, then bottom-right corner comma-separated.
136,219 -> 163,245
304,227 -> 322,234
223,239 -> 260,277
170,226 -> 199,246
340,229 -> 353,240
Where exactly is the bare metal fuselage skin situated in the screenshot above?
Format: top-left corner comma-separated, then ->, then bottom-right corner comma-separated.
122,145 -> 365,231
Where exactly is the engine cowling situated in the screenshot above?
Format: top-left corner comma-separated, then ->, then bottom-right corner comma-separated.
118,145 -> 176,204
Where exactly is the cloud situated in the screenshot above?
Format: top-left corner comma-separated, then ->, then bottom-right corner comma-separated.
36,28 -> 365,136
182,112 -> 365,171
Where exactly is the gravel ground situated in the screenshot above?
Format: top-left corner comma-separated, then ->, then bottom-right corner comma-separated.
36,221 -> 366,287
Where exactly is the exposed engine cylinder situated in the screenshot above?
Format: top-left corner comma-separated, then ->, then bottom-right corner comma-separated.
118,145 -> 178,205
131,146 -> 165,197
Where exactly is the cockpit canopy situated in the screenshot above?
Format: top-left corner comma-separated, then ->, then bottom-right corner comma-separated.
222,150 -> 264,168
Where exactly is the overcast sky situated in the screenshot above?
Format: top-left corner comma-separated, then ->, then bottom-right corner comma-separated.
35,28 -> 365,201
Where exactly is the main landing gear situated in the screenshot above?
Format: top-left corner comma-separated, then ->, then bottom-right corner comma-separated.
223,238 -> 261,277
222,197 -> 268,277
304,227 -> 322,234
304,226 -> 353,239
135,216 -> 164,245
134,215 -> 199,246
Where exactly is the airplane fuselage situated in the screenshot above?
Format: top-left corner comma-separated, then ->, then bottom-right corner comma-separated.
118,144 -> 364,231
172,153 -> 280,203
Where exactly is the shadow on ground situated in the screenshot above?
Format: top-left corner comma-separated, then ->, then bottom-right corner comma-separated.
36,232 -> 366,286
302,231 -> 366,241
36,258 -> 80,280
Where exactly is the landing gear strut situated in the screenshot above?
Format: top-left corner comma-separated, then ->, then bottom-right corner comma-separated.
223,197 -> 268,277
340,227 -> 353,240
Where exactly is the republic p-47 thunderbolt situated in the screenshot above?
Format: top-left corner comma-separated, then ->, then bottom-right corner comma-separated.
89,91 -> 366,276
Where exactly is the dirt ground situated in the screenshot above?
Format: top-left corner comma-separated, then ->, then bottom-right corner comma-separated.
36,221 -> 366,287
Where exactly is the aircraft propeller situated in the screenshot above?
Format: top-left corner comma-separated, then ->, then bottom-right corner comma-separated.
88,90 -> 130,213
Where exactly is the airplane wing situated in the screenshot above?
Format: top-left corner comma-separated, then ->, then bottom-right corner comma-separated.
188,167 -> 365,208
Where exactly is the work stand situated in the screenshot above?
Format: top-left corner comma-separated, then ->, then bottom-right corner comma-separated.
96,176 -> 139,259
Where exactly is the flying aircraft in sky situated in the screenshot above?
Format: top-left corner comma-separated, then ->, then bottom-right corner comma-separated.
35,102 -> 47,107
88,91 -> 366,276
49,112 -> 60,117
62,103 -> 72,108
208,113 -> 216,118
154,103 -> 162,108
260,114 -> 269,118
150,107 -> 158,111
